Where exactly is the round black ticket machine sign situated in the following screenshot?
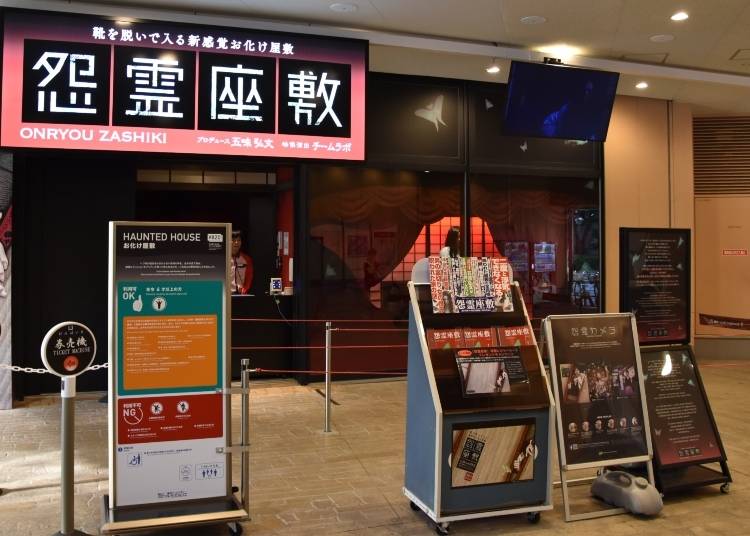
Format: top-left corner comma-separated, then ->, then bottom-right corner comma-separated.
41,321 -> 97,377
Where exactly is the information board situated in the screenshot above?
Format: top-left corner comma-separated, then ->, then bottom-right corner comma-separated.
640,346 -> 723,467
620,228 -> 690,345
108,222 -> 229,508
2,10 -> 366,160
545,313 -> 651,468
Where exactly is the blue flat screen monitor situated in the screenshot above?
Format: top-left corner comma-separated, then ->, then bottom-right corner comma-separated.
503,61 -> 620,142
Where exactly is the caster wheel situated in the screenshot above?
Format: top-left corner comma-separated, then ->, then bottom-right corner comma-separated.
228,521 -> 243,535
527,511 -> 541,524
720,483 -> 731,494
409,501 -> 420,511
435,522 -> 450,535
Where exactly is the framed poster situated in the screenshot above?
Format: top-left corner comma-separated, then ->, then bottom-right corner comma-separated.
640,346 -> 725,467
620,228 -> 690,345
533,242 -> 555,273
451,420 -> 536,488
2,9 -> 366,160
108,222 -> 229,509
545,313 -> 652,469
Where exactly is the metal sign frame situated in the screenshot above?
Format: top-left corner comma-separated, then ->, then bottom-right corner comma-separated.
543,312 -> 655,522
103,221 -> 247,534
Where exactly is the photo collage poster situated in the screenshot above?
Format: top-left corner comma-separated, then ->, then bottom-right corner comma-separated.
549,315 -> 648,466
428,256 -> 513,314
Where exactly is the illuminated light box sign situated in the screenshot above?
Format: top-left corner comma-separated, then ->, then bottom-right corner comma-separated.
2,10 -> 366,160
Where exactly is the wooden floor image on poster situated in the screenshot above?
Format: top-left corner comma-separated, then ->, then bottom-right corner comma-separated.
451,423 -> 535,488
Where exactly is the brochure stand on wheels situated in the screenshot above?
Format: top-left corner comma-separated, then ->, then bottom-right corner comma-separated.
543,313 -> 655,521
404,257 -> 555,534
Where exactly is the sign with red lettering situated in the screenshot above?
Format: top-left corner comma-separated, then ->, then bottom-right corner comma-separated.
2,10 -> 366,160
722,249 -> 747,256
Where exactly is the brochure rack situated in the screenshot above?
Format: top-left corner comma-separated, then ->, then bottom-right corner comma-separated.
404,267 -> 554,535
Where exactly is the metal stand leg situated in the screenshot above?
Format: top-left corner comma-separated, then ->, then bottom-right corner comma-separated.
54,377 -> 91,536
240,359 -> 250,516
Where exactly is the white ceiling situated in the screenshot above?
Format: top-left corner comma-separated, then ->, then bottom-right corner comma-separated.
9,0 -> 750,115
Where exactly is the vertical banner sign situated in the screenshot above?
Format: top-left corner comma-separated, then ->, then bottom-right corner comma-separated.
620,228 -> 690,345
546,314 -> 650,467
1,10 -> 366,160
109,222 -> 229,508
640,346 -> 723,467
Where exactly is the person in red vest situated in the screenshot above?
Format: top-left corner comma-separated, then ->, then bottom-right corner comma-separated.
231,230 -> 254,295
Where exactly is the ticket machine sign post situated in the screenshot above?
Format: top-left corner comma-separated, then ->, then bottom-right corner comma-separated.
41,321 -> 97,536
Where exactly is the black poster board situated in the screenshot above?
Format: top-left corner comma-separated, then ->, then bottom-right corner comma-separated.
545,313 -> 651,468
366,73 -> 464,169
640,345 -> 731,493
620,228 -> 690,346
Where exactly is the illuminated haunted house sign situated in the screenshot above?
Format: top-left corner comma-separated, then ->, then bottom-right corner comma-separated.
1,10 -> 366,160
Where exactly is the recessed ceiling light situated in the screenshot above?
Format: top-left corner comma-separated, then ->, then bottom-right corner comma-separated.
115,18 -> 134,26
635,81 -> 649,89
329,2 -> 357,12
485,59 -> 501,74
520,15 -> 547,25
537,44 -> 582,63
671,11 -> 689,21
650,34 -> 675,43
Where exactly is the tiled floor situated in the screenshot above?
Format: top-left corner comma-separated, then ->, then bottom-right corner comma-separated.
0,361 -> 746,535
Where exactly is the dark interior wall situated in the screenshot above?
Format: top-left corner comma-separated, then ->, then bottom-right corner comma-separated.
13,153 -> 136,396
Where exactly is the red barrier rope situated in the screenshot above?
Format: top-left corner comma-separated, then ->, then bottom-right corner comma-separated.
232,344 -> 408,350
231,317 -> 408,323
334,328 -> 408,332
254,367 -> 405,376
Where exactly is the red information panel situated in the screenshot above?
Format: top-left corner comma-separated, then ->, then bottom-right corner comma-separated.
117,393 -> 223,444
2,10 -> 366,160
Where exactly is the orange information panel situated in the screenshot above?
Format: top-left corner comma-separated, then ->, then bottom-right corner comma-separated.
123,314 -> 217,391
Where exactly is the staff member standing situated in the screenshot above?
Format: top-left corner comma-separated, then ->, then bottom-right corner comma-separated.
231,230 -> 254,295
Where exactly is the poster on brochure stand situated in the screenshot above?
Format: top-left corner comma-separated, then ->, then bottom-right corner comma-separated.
428,256 -> 513,314
544,313 -> 652,468
108,222 -> 230,508
620,228 -> 690,345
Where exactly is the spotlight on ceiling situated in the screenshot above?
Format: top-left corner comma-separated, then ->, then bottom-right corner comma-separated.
671,11 -> 689,21
485,59 -> 501,74
635,81 -> 649,90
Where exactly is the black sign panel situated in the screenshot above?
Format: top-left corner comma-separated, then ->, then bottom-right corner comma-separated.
620,228 -> 690,345
641,346 -> 724,467
278,59 -> 351,137
22,39 -> 111,126
197,52 -> 276,133
41,322 -> 97,377
547,314 -> 649,467
366,73 -> 464,166
112,46 -> 196,129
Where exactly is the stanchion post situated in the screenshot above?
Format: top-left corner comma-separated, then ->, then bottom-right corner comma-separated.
56,376 -> 88,536
324,321 -> 332,433
240,358 -> 250,512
